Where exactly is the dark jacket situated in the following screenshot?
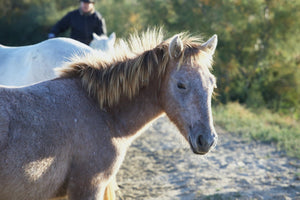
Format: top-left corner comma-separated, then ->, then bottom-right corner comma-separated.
50,9 -> 107,45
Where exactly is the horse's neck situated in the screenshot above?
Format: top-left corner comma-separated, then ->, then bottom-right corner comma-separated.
109,84 -> 164,141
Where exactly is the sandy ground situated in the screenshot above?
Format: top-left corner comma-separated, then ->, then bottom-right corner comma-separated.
116,116 -> 300,200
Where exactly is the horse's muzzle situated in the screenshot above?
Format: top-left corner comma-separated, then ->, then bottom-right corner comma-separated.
188,133 -> 217,155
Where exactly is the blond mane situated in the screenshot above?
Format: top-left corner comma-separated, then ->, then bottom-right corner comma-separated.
57,28 -> 209,108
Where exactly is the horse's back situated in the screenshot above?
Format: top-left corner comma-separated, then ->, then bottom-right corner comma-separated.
0,78 -> 105,151
0,81 -> 77,150
29,38 -> 93,66
40,38 -> 92,56
0,38 -> 93,86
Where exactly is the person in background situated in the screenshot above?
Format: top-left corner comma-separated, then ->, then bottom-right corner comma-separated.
48,0 -> 107,45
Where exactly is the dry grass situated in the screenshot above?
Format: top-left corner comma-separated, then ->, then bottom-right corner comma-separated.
213,102 -> 300,158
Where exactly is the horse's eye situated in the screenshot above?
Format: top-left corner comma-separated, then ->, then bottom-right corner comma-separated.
177,82 -> 186,90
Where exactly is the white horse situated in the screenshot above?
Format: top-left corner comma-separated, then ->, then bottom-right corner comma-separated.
0,33 -> 115,87
90,32 -> 116,52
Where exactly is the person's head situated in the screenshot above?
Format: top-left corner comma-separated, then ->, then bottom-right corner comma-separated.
80,0 -> 95,13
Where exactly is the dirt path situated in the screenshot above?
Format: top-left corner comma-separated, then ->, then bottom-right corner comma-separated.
116,116 -> 300,200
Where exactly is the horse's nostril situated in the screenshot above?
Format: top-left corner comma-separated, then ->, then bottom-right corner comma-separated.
197,135 -> 215,147
197,135 -> 203,146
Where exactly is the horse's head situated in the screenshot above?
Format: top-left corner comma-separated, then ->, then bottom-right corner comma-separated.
160,34 -> 218,155
90,32 -> 116,52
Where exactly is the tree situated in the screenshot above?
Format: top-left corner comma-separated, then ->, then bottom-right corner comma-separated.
0,0 -> 299,117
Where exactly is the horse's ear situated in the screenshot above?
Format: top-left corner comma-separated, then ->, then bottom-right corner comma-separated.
201,34 -> 218,55
109,32 -> 116,40
93,33 -> 100,40
109,32 -> 116,44
169,35 -> 183,59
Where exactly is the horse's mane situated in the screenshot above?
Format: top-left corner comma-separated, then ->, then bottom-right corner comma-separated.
57,28 -> 210,108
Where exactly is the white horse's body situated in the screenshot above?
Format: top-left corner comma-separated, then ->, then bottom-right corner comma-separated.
0,38 -> 92,86
0,33 -> 115,87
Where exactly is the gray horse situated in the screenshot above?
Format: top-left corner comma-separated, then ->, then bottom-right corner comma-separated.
0,29 -> 218,200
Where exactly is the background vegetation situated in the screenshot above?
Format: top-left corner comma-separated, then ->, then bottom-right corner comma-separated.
213,102 -> 300,158
0,0 -> 299,155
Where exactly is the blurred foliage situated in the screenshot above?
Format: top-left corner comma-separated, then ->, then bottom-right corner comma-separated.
0,0 -> 299,118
